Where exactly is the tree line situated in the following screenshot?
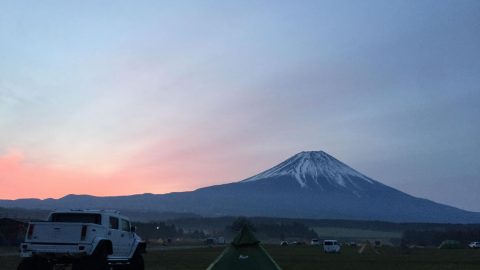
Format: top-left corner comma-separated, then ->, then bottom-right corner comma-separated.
402,228 -> 480,246
135,217 -> 318,241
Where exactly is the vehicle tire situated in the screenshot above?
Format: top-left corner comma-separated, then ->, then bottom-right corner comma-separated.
17,257 -> 34,270
72,258 -> 93,270
129,253 -> 144,270
74,244 -> 109,270
90,244 -> 109,270
35,258 -> 52,270
17,257 -> 52,270
71,263 -> 82,270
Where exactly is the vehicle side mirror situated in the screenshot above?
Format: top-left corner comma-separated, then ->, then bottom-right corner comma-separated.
131,226 -> 136,233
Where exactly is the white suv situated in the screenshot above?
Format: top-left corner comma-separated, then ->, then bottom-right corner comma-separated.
18,210 -> 146,270
469,241 -> 480,249
323,240 -> 341,253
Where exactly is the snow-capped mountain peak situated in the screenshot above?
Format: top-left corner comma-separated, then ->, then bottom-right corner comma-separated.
242,151 -> 374,188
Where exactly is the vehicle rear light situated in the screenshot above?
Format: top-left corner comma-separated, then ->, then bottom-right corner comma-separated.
27,224 -> 35,240
80,225 -> 87,241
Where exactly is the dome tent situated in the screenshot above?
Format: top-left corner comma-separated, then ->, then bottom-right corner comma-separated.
206,226 -> 282,270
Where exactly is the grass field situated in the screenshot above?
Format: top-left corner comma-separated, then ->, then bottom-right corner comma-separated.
1,245 -> 479,270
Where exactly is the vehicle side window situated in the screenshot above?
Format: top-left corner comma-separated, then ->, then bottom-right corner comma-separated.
120,219 -> 130,232
109,217 -> 119,230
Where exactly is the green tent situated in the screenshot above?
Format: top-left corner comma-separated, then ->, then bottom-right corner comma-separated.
206,226 -> 282,270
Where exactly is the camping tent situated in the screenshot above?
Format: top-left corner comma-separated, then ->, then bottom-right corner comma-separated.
206,226 -> 282,270
358,240 -> 380,254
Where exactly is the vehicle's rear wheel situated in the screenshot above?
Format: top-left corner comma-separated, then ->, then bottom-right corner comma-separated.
17,258 -> 34,270
89,244 -> 109,270
73,244 -> 109,270
17,257 -> 52,270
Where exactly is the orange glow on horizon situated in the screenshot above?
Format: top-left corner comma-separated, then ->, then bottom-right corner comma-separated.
0,149 -> 202,200
0,145 -> 256,200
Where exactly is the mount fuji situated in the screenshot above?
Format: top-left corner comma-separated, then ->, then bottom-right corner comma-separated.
1,151 -> 480,223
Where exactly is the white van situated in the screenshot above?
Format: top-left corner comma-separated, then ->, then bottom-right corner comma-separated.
323,240 -> 341,253
469,241 -> 480,249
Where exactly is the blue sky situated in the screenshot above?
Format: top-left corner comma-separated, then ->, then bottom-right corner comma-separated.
0,0 -> 479,211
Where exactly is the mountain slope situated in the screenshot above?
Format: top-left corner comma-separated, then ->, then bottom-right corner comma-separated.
243,151 -> 375,187
1,151 -> 479,223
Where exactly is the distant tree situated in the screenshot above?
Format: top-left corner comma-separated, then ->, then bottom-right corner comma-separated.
258,221 -> 317,239
188,230 -> 206,239
402,228 -> 480,247
229,217 -> 256,232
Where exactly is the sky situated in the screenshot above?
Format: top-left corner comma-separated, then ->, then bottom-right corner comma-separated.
1,0 -> 479,211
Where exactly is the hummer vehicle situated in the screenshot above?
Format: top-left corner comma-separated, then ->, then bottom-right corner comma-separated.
18,210 -> 146,270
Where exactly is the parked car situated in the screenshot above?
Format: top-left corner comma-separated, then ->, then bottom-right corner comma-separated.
18,209 -> 146,270
323,240 -> 341,253
205,238 -> 216,246
469,241 -> 480,249
310,238 -> 320,246
346,241 -> 357,247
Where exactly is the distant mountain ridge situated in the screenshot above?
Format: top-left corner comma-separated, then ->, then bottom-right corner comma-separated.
1,151 -> 479,223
